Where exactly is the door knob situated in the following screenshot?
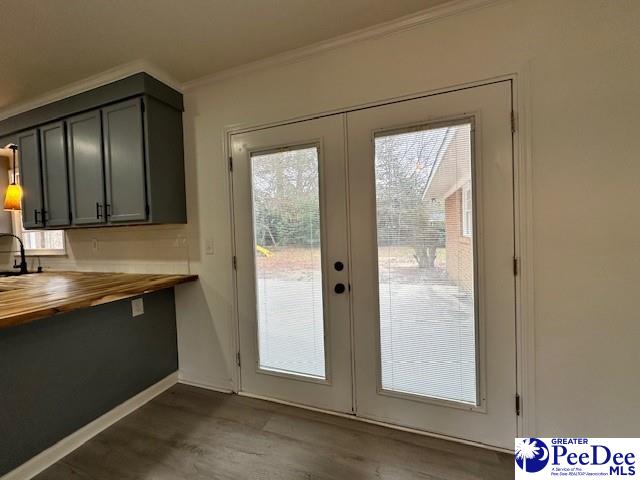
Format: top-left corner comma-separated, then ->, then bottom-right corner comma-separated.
334,283 -> 346,294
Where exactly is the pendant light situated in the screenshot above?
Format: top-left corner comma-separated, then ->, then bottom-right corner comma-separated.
4,145 -> 22,211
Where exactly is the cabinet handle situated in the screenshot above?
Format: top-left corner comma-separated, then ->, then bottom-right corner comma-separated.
34,209 -> 39,224
96,202 -> 103,219
105,203 -> 111,218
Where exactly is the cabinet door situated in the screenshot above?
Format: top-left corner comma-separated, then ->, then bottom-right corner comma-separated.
67,110 -> 106,225
17,129 -> 44,229
102,98 -> 148,223
40,122 -> 71,227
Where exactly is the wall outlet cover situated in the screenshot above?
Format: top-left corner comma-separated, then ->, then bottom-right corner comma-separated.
205,238 -> 214,255
131,298 -> 144,317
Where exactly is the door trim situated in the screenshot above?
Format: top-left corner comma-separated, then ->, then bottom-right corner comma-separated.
225,73 -> 536,440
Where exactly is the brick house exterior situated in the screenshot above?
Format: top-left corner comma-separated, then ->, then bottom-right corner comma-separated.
444,188 -> 474,292
423,124 -> 474,292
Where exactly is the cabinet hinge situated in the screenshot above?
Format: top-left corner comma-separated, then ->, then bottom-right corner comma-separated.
511,110 -> 517,133
515,393 -> 521,416
232,256 -> 237,270
513,256 -> 519,276
236,352 -> 241,367
141,99 -> 145,113
229,157 -> 233,172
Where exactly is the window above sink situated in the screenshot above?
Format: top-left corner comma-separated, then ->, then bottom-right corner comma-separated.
8,169 -> 66,256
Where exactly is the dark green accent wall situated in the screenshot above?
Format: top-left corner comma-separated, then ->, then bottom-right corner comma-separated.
0,288 -> 178,475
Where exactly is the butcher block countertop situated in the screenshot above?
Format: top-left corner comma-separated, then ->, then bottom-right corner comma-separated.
0,271 -> 198,329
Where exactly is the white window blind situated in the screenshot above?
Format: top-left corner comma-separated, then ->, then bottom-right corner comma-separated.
251,146 -> 326,379
374,123 -> 477,405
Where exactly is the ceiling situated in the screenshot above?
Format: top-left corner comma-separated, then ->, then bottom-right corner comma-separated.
0,0 -> 449,111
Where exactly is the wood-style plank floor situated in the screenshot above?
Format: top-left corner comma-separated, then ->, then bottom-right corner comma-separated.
35,384 -> 514,480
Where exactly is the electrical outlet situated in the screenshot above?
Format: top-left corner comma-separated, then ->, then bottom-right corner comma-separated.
131,298 -> 144,317
173,235 -> 188,248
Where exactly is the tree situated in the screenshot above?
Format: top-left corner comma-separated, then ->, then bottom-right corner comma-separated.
251,128 -> 449,269
252,147 -> 321,248
374,128 -> 448,269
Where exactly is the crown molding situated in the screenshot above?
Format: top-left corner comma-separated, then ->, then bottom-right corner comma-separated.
183,0 -> 503,91
0,0 -> 501,119
0,60 -> 182,122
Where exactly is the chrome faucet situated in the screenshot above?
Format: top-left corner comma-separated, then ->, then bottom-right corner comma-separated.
0,234 -> 28,274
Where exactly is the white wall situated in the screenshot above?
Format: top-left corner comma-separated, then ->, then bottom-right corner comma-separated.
176,0 -> 640,436
24,0 -> 639,437
43,225 -> 190,274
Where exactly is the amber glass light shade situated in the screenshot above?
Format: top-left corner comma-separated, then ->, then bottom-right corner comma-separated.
3,183 -> 22,211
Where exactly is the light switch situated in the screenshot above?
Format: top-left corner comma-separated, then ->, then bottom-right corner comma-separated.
205,238 -> 214,255
131,298 -> 144,317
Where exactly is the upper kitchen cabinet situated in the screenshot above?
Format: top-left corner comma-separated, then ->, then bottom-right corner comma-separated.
40,121 -> 71,227
102,98 -> 147,223
101,96 -> 186,225
0,73 -> 186,230
67,110 -> 106,225
17,129 -> 44,229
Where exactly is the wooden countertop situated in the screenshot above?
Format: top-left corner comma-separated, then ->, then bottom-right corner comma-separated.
0,271 -> 198,329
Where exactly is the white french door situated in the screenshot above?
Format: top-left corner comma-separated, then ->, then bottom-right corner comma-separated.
232,115 -> 353,413
348,82 -> 516,449
232,81 -> 516,448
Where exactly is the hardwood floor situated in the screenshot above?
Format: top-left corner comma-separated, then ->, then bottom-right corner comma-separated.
35,384 -> 514,479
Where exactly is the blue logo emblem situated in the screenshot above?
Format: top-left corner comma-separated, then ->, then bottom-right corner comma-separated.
516,438 -> 550,473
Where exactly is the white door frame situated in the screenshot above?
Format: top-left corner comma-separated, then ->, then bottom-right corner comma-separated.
225,73 -> 536,444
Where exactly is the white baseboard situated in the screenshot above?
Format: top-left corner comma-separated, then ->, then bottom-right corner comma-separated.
178,377 -> 234,394
1,372 -> 178,480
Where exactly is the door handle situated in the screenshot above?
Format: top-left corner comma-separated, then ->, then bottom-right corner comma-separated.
334,283 -> 346,294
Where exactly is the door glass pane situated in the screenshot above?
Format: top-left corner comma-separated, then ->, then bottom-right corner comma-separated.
251,146 -> 326,379
375,122 -> 477,405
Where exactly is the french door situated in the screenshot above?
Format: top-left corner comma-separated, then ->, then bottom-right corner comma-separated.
232,81 -> 517,448
232,115 -> 353,412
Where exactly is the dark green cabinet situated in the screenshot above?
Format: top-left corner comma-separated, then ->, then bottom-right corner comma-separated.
40,121 -> 71,227
66,110 -> 106,226
102,98 -> 147,223
1,73 -> 186,230
17,130 -> 44,229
